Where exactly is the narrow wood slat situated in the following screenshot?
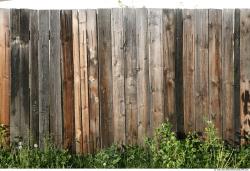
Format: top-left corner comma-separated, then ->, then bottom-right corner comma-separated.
38,10 -> 49,148
29,10 -> 39,145
240,9 -> 250,143
50,10 -> 63,148
10,9 -> 21,142
87,9 -> 99,153
222,9 -> 234,143
98,9 -> 113,148
148,9 -> 164,135
162,9 -> 176,131
78,10 -> 89,153
72,10 -> 82,153
208,9 -> 222,137
111,8 -> 126,144
123,8 -> 138,145
136,8 -> 150,144
0,9 -> 10,127
61,10 -> 75,151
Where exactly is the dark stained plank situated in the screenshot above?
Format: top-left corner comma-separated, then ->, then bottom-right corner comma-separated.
222,9 -> 234,143
50,10 -> 63,148
123,8 -> 138,145
60,10 -> 75,151
38,10 -> 49,148
87,9 -> 100,153
97,9 -> 113,148
240,9 -> 250,144
234,9 -> 241,144
29,10 -> 39,145
72,9 -> 82,153
183,9 -> 195,133
136,8 -> 150,144
111,8 -> 126,144
148,9 -> 164,135
78,10 -> 89,153
208,9 -> 222,137
0,9 -> 10,127
162,9 -> 176,131
10,9 -> 21,143
194,9 -> 209,133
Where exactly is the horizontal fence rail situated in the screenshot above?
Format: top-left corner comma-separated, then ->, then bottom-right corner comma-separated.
0,8 -> 249,153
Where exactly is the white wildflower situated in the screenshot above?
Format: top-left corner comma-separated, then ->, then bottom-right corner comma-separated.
18,141 -> 22,146
103,163 -> 106,167
18,145 -> 22,150
34,144 -> 38,148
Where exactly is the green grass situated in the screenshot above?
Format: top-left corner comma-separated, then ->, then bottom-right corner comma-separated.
0,121 -> 249,168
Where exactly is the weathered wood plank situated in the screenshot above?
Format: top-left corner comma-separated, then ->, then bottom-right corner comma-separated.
148,9 -> 164,135
0,9 -> 10,127
123,8 -> 137,145
97,9 -> 113,148
38,10 -> 49,148
183,9 -> 195,133
208,9 -> 222,137
162,9 -> 176,131
136,8 -> 150,144
194,9 -> 209,133
10,9 -> 21,143
61,10 -> 75,151
240,9 -> 250,143
111,8 -> 126,144
50,10 -> 63,148
29,10 -> 39,145
72,9 -> 82,153
222,9 -> 234,143
78,10 -> 89,153
87,9 -> 99,153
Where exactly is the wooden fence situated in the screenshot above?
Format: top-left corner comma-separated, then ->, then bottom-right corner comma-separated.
0,8 -> 250,153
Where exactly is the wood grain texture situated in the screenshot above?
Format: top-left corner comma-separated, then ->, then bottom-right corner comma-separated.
0,9 -> 10,127
208,9 -> 222,137
162,9 -> 176,131
61,10 -> 75,151
111,8 -> 126,144
78,10 -> 89,153
72,10 -> 82,153
50,10 -> 63,148
123,8 -> 138,144
87,9 -> 100,153
10,9 -> 21,143
222,9 -> 234,143
148,9 -> 164,135
183,9 -> 195,133
29,10 -> 39,145
136,8 -> 150,143
97,9 -> 113,148
38,10 -> 49,148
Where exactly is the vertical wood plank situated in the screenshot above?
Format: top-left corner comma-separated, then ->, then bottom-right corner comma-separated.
10,9 -> 21,142
208,9 -> 222,137
183,9 -> 195,133
61,10 -> 75,151
123,8 -> 138,145
148,9 -> 164,135
30,10 -> 39,145
87,9 -> 99,153
50,10 -> 63,148
78,10 -> 89,153
72,10 -> 82,153
98,9 -> 113,148
38,10 -> 49,148
240,9 -> 250,143
0,9 -> 10,127
222,9 -> 234,143
162,9 -> 176,131
136,8 -> 150,144
194,9 -> 209,133
111,8 -> 126,144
